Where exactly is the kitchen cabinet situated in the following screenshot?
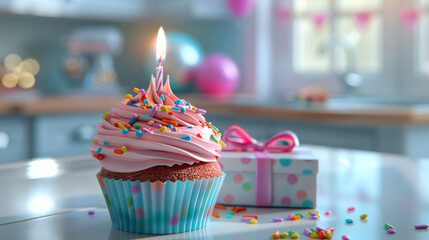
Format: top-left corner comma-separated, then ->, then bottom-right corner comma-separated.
33,113 -> 101,158
0,116 -> 30,162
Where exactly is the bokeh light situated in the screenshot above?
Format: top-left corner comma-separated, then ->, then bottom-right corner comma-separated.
18,72 -> 36,89
1,54 -> 39,89
2,73 -> 19,88
4,54 -> 22,71
21,58 -> 40,75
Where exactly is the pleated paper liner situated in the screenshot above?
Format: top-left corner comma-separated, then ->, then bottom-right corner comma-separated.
97,173 -> 225,234
108,225 -> 214,239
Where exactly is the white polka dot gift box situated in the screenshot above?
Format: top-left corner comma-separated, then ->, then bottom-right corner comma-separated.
217,125 -> 318,208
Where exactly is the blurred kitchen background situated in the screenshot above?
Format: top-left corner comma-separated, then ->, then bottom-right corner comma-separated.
1,0 -> 429,162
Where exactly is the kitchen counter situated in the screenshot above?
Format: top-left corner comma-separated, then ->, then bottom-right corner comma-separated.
1,146 -> 429,239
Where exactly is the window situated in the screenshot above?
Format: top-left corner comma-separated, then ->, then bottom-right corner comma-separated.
292,0 -> 382,74
419,0 -> 429,75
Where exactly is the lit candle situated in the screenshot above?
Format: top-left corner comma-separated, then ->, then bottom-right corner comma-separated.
155,27 -> 166,92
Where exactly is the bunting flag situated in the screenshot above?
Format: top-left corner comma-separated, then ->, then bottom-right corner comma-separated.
400,7 -> 423,32
355,12 -> 373,30
276,6 -> 292,23
312,13 -> 329,31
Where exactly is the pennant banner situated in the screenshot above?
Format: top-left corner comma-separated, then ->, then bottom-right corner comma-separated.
400,7 -> 423,32
355,12 -> 373,30
312,13 -> 329,31
277,6 -> 292,23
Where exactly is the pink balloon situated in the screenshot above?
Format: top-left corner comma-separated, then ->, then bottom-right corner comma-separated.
194,53 -> 240,100
225,0 -> 256,18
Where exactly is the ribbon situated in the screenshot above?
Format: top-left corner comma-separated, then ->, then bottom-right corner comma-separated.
222,125 -> 299,206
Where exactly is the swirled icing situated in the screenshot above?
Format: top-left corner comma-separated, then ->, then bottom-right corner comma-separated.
89,77 -> 225,173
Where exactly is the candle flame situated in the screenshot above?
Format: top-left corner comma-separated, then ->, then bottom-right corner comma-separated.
156,27 -> 166,65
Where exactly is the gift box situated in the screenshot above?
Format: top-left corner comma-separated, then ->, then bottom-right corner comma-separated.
216,125 -> 318,208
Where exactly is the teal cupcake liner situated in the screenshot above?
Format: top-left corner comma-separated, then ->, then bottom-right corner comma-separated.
97,173 -> 225,234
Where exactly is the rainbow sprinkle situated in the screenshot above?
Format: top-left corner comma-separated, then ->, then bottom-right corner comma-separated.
210,134 -> 219,143
121,146 -> 128,152
102,112 -> 111,120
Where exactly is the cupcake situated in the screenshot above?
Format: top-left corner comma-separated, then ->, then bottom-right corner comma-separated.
90,77 -> 226,234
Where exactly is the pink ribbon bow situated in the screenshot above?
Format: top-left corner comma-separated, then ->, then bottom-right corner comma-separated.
222,125 -> 299,206
223,125 -> 299,153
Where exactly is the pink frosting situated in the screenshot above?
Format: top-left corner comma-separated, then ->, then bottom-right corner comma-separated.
90,77 -> 223,172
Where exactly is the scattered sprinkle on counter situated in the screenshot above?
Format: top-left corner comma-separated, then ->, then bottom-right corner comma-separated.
241,217 -> 255,222
415,224 -> 429,229
360,214 -> 368,220
310,231 -> 319,238
88,210 -> 96,215
214,204 -> 226,209
318,230 -> 326,239
279,232 -> 288,238
384,223 -> 394,229
248,219 -> 258,224
290,233 -> 300,239
272,230 -> 280,239
303,228 -> 312,236
236,207 -> 247,213
212,209 -> 219,218
345,218 -> 353,224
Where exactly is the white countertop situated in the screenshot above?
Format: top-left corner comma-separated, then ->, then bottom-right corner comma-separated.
1,146 -> 429,239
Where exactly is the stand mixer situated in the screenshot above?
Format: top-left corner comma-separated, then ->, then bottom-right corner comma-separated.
64,27 -> 123,93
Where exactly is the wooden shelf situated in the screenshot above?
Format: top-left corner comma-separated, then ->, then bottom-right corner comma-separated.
181,94 -> 429,126
1,94 -> 429,125
19,95 -> 123,116
0,95 -> 123,116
